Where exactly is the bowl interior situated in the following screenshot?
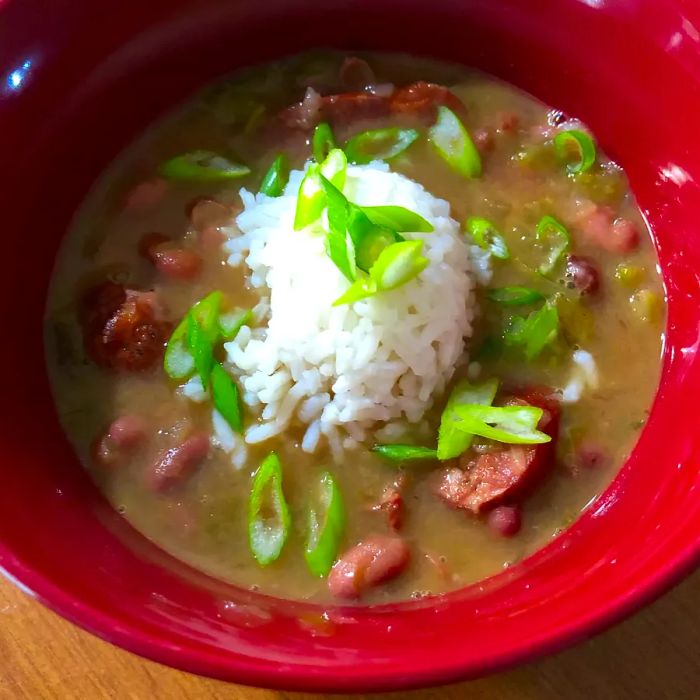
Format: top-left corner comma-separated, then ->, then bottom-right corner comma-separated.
1,0 -> 700,691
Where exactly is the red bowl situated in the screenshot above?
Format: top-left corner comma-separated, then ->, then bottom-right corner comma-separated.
1,0 -> 699,692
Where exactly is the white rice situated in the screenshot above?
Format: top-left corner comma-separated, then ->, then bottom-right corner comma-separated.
562,349 -> 599,403
213,161 -> 490,457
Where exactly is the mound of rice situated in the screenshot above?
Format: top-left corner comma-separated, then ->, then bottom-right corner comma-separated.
218,161 -> 489,459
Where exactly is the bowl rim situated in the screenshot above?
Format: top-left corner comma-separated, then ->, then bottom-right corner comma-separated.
3,0 -> 700,691
2,533 -> 698,692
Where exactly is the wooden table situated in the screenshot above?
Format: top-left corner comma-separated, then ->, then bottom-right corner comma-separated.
0,571 -> 698,700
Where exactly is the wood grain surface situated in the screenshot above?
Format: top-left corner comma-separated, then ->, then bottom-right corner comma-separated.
0,570 -> 698,700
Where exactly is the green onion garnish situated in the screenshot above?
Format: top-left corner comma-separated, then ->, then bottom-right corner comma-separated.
504,300 -> 559,360
259,154 -> 289,197
487,287 -> 545,306
369,239 -> 429,291
344,127 -> 419,164
293,149 -> 348,230
451,404 -> 552,444
218,308 -> 252,341
437,378 -> 499,460
321,147 -> 348,190
466,217 -> 510,259
304,471 -> 345,578
293,164 -> 324,231
319,174 -> 357,281
332,277 -> 378,306
187,315 -> 216,388
536,215 -> 570,274
333,239 -> 429,305
554,129 -> 596,174
159,150 -> 250,181
372,444 -> 438,462
210,362 -> 243,433
428,106 -> 481,178
164,316 -> 195,379
313,122 -> 336,163
164,291 -> 222,381
361,205 -> 434,233
355,226 -> 398,273
248,452 -> 291,566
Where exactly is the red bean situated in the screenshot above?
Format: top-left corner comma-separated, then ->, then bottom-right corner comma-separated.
92,414 -> 148,468
487,505 -> 522,537
565,254 -> 600,295
473,127 -> 495,154
577,203 -> 640,253
151,248 -> 202,280
186,197 -> 232,231
610,218 -> 640,253
198,225 -> 225,252
565,442 -> 608,475
497,111 -> 520,133
147,432 -> 210,492
139,232 -> 203,280
108,415 -> 148,449
328,535 -> 410,599
123,178 -> 167,211
138,232 -> 170,261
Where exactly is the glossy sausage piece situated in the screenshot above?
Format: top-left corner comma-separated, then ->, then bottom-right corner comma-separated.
79,282 -> 170,372
328,535 -> 410,599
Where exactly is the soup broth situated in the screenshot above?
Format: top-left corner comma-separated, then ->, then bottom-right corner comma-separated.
46,52 -> 664,603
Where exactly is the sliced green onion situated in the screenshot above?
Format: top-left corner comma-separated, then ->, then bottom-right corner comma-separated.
536,215 -> 570,274
163,315 -> 195,379
159,150 -> 250,181
361,205 -> 434,233
259,154 -> 289,197
319,175 -> 356,281
320,147 -> 347,190
372,444 -> 438,462
293,149 -> 348,230
487,287 -> 545,306
188,291 -> 222,339
355,226 -> 398,272
554,129 -> 596,174
466,217 -> 510,260
313,122 -> 336,163
332,277 -> 377,306
428,106 -> 481,178
504,300 -> 559,360
164,291 -> 222,380
304,472 -> 345,578
333,239 -> 429,305
294,164 -> 324,230
186,291 -> 222,387
187,315 -> 215,388
369,240 -> 428,291
219,308 -> 252,341
248,452 -> 291,566
452,404 -> 552,444
344,127 -> 419,164
347,205 -> 403,248
210,362 -> 242,432
437,378 -> 499,460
